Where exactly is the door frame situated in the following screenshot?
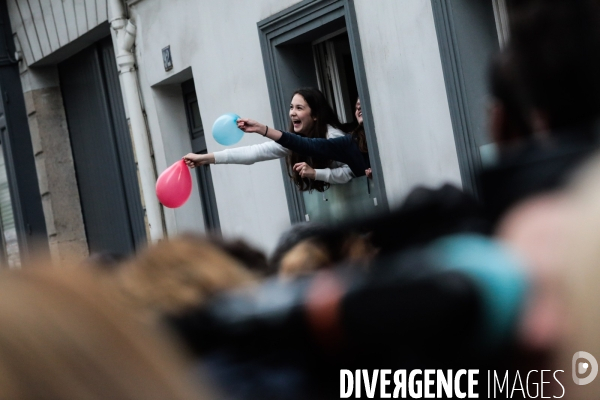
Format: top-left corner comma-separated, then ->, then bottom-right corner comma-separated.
431,0 -> 500,197
181,79 -> 221,232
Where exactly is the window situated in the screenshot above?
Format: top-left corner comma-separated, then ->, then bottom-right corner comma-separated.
492,0 -> 510,48
302,29 -> 373,223
431,0 -> 500,196
313,29 -> 358,124
182,79 -> 220,231
258,0 -> 388,224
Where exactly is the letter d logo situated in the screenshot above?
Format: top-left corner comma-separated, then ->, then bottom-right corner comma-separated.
572,351 -> 598,385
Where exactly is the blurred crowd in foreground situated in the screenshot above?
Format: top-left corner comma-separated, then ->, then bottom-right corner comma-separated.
3,0 -> 600,399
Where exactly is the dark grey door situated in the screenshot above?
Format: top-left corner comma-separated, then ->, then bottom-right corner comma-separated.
182,79 -> 220,231
58,37 -> 146,255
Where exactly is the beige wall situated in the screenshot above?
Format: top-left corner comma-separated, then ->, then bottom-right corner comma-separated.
7,0 -> 99,262
6,0 -> 473,257
353,0 -> 462,206
20,67 -> 89,263
129,0 -> 301,253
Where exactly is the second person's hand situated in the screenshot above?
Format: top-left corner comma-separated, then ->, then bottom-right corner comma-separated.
294,162 -> 316,180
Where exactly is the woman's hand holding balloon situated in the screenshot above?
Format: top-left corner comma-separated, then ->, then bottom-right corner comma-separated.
294,162 -> 316,180
236,118 -> 282,141
236,118 -> 265,134
183,153 -> 215,168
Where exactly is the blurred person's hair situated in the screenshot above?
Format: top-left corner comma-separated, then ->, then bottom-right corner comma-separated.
507,0 -> 600,132
270,222 -> 330,270
207,236 -> 273,277
278,233 -> 374,279
115,234 -> 256,320
273,222 -> 376,279
0,266 -> 208,400
278,239 -> 331,278
533,153 -> 600,399
351,122 -> 368,153
83,251 -> 128,271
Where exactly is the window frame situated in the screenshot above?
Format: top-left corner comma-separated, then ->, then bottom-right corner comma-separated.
430,0 -> 500,197
492,0 -> 510,48
182,79 -> 221,232
313,32 -> 356,124
257,0 -> 388,223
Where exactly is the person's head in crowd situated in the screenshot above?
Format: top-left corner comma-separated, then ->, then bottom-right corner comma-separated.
272,222 -> 376,279
492,151 -> 600,399
489,0 -> 600,380
206,236 -> 274,277
287,87 -> 345,192
278,234 -> 374,279
553,154 -> 600,399
278,238 -> 331,278
115,234 -> 256,322
488,50 -> 532,147
506,0 -> 600,137
83,251 -> 128,271
0,266 -> 208,400
270,222 -> 329,270
481,0 -> 600,222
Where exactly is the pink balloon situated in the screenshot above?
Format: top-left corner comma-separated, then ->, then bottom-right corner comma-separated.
156,160 -> 192,208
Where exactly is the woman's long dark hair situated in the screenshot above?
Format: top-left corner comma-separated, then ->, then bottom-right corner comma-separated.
351,124 -> 368,153
286,88 -> 345,192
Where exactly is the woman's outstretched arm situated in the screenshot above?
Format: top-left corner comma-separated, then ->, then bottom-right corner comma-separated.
237,118 -> 347,161
183,153 -> 216,168
237,118 -> 283,141
237,118 -> 365,177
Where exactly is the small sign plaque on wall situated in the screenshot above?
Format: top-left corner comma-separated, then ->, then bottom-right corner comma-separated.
162,46 -> 173,71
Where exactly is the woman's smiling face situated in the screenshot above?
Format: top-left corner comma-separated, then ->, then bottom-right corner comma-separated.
355,99 -> 363,124
289,94 -> 315,134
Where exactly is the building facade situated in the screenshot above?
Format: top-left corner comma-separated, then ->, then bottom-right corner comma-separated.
2,0 -> 508,262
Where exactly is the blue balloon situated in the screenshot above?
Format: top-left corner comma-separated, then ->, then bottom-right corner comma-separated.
212,113 -> 244,146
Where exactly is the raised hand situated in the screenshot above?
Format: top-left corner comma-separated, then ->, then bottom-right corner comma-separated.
236,118 -> 266,134
294,162 -> 316,180
183,153 -> 215,168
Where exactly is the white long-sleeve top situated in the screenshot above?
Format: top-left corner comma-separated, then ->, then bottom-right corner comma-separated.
213,125 -> 354,184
